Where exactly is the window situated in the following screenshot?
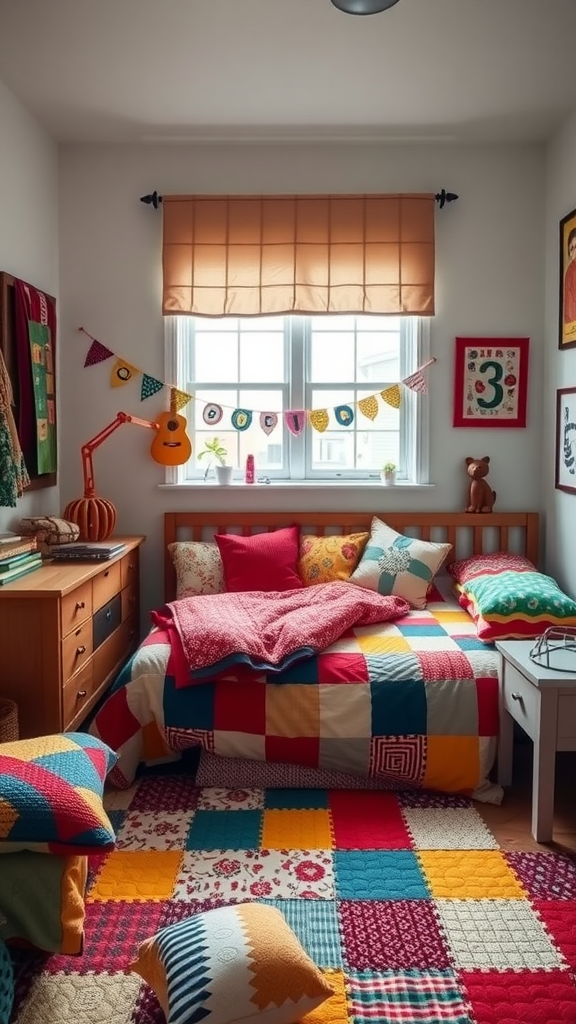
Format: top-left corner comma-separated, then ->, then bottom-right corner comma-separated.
165,314 -> 429,484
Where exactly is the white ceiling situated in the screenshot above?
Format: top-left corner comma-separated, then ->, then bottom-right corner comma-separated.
1,0 -> 575,145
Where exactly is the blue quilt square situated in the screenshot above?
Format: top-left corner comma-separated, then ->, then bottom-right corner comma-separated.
397,625 -> 447,637
185,810 -> 262,850
163,678 -> 215,730
273,658 -> 319,684
261,899 -> 341,967
453,637 -> 488,652
334,850 -> 429,899
265,789 -> 329,810
370,679 -> 427,735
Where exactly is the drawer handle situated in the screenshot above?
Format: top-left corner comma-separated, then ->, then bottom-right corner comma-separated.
76,645 -> 86,655
106,610 -> 112,620
77,690 -> 87,699
511,691 -> 523,701
75,601 -> 85,610
128,563 -> 135,572
103,571 -> 110,577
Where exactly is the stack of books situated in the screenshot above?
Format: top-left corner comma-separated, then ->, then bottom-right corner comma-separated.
50,540 -> 127,562
0,536 -> 42,586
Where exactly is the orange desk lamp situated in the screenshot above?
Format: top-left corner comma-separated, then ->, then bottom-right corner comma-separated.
63,411 -> 159,542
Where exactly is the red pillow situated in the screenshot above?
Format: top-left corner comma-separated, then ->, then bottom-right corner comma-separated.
215,525 -> 303,592
446,551 -> 535,586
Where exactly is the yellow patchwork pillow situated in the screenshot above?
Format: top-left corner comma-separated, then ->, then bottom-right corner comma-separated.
298,532 -> 369,586
131,903 -> 333,1024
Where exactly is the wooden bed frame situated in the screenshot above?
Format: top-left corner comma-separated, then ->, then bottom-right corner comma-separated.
164,511 -> 539,602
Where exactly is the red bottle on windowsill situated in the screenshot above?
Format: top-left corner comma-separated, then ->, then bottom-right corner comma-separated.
245,454 -> 255,484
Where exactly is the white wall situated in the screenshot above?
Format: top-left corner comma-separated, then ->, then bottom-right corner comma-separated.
543,113 -> 576,595
0,79 -> 59,533
58,142 -> 546,614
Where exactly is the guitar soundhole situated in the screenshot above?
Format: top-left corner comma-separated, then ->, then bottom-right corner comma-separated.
167,420 -> 179,432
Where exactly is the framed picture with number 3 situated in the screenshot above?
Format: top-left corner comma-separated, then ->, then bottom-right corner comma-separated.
453,337 -> 529,428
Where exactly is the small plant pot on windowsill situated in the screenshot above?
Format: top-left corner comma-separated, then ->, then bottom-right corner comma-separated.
381,470 -> 397,486
215,465 -> 234,486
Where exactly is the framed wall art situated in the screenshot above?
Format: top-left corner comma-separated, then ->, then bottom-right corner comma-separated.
555,386 -> 576,494
453,337 -> 529,428
559,206 -> 576,350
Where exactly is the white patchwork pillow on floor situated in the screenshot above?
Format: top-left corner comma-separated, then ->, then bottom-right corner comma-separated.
349,516 -> 452,609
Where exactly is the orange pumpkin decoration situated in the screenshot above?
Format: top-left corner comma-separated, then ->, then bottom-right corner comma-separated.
63,496 -> 117,542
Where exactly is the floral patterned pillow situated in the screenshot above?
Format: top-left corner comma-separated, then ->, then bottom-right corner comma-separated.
168,541 -> 225,599
298,532 -> 369,586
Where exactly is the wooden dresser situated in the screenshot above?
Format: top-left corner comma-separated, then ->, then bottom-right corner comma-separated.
0,536 -> 145,738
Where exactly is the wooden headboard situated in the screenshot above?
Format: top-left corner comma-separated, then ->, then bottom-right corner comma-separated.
164,510 -> 539,602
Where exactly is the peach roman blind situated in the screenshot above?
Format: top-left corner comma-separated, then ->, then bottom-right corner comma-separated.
162,193 -> 435,317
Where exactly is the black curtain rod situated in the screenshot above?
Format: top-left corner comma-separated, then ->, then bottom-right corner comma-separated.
140,189 -> 459,209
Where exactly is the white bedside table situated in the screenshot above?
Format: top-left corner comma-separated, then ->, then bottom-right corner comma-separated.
496,639 -> 576,842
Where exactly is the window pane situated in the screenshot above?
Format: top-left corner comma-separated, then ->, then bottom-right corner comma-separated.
310,387 -> 399,472
357,331 -> 400,383
237,389 -> 284,472
310,332 -> 355,381
239,333 -> 284,382
311,431 -> 354,471
195,332 -> 238,381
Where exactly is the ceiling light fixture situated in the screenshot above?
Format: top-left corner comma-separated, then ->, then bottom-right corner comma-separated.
330,0 -> 401,14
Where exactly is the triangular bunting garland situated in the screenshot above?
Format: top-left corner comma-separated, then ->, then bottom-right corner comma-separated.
308,409 -> 329,433
403,369 -> 427,394
358,395 -> 379,421
284,410 -> 306,436
334,404 -> 354,426
260,412 -> 278,436
141,374 -> 164,401
84,340 -> 114,367
173,389 -> 192,412
381,384 -> 402,409
110,358 -> 140,387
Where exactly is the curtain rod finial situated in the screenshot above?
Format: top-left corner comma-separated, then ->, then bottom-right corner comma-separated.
140,191 -> 163,209
435,189 -> 458,209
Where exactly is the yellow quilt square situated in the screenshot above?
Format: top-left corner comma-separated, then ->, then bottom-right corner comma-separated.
262,809 -> 333,850
88,850 -> 183,902
433,609 -> 475,623
355,633 -> 411,655
423,736 -> 480,794
302,970 -> 348,1024
418,850 -> 525,899
266,685 -> 320,738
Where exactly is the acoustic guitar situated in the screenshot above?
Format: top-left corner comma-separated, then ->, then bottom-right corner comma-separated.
150,392 -> 192,466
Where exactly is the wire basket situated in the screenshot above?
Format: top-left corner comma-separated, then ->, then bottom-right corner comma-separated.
0,698 -> 19,743
529,626 -> 576,673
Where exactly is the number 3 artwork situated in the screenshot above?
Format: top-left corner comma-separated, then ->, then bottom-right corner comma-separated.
453,337 -> 529,428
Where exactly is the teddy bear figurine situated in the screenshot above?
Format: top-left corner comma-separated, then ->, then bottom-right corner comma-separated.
465,456 -> 496,513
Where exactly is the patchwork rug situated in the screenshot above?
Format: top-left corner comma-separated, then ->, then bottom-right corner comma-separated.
9,776 -> 576,1024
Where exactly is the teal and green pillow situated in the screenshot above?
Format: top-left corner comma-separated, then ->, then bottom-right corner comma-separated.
456,570 -> 576,641
0,732 -> 118,854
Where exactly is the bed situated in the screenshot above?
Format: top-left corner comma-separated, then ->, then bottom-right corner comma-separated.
90,510 -> 539,803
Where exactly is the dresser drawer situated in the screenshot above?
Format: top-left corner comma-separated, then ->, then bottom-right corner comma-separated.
93,614 -> 139,686
62,661 -> 95,728
121,581 -> 139,622
121,550 -> 139,589
93,594 -> 122,650
92,561 -> 121,611
502,663 -> 539,739
61,581 -> 93,637
62,620 -> 93,681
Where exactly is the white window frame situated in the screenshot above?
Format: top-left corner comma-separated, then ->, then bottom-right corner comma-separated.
164,315 -> 430,485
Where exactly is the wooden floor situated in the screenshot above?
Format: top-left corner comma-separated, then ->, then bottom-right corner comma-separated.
478,744 -> 576,853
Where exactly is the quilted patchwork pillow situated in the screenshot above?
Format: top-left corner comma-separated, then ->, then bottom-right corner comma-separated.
456,570 -> 576,641
131,902 -> 333,1024
168,540 -> 225,599
298,532 -> 369,586
0,853 -> 87,954
447,551 -> 536,585
0,732 -> 118,854
349,516 -> 452,609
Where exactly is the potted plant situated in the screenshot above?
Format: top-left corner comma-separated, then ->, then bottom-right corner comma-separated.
381,461 -> 397,486
197,437 -> 233,485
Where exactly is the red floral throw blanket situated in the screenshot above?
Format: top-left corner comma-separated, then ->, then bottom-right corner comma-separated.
152,581 -> 409,685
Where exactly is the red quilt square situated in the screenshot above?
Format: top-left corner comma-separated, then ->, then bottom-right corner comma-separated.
534,900 -> 576,968
339,898 -> 450,969
476,675 -> 499,735
264,735 -> 320,767
214,680 -> 266,733
44,900 -> 164,974
329,790 -> 412,849
316,652 -> 369,684
460,968 -> 576,1023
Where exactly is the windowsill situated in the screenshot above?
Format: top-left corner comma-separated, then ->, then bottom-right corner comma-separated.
159,481 -> 436,491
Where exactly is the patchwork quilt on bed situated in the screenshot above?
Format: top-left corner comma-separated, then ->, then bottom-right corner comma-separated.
90,580 -> 502,802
